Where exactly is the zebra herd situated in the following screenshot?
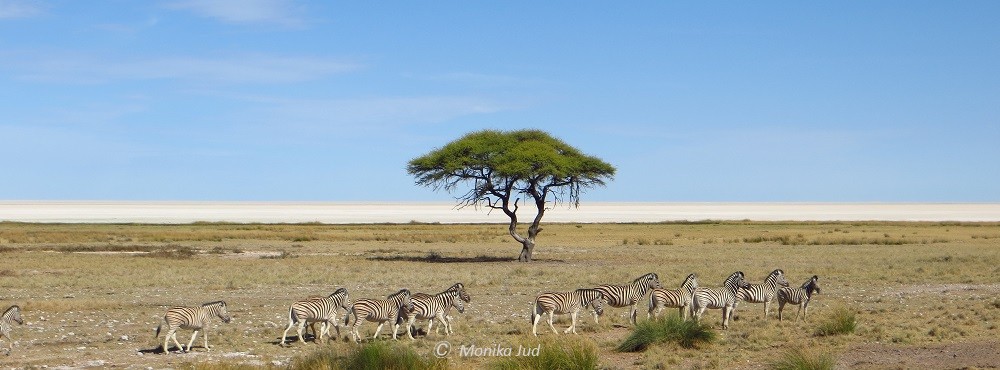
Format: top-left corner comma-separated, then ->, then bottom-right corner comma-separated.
532,270 -> 822,335
0,272 -> 821,355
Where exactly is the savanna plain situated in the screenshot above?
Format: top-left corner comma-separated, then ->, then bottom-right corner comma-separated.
1,221 -> 998,369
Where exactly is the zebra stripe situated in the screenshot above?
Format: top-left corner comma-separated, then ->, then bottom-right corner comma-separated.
595,272 -> 663,325
346,289 -> 413,343
281,288 -> 350,346
1,305 -> 23,356
155,300 -> 231,353
691,271 -> 749,329
735,269 -> 790,320
532,288 -> 606,336
396,283 -> 470,340
648,273 -> 699,320
778,275 -> 821,321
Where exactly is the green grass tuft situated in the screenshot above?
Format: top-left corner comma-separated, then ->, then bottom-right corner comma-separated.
617,314 -> 715,352
769,347 -> 836,370
815,307 -> 857,336
491,337 -> 599,370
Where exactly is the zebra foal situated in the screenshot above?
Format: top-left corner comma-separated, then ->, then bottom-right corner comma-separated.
595,272 -> 663,325
1,305 -> 23,356
735,269 -> 790,320
777,275 -> 821,321
281,288 -> 350,346
691,271 -> 750,329
532,288 -> 606,336
396,283 -> 470,340
346,289 -> 413,343
155,300 -> 232,353
648,273 -> 698,320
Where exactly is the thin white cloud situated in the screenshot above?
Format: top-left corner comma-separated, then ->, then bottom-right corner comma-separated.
166,0 -> 304,26
10,54 -> 360,84
0,0 -> 44,19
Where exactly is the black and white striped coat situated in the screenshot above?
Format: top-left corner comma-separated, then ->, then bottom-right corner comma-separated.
155,301 -> 232,353
735,269 -> 790,319
777,275 -> 821,321
532,288 -> 606,336
648,273 -> 699,320
1,305 -> 23,356
691,271 -> 749,329
346,289 -> 413,343
594,272 -> 663,325
396,283 -> 471,340
281,288 -> 350,346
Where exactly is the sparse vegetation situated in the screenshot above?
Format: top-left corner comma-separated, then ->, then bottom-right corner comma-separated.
769,347 -> 835,370
492,337 -> 599,370
815,307 -> 858,336
617,314 -> 715,352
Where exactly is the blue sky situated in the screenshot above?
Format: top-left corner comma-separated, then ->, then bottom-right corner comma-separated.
1,1 -> 998,202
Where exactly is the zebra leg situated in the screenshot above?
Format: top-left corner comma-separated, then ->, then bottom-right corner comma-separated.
350,319 -> 363,343
168,329 -> 184,353
565,310 -> 578,334
777,301 -> 786,321
373,321 -> 385,340
532,310 -> 542,336
184,330 -> 199,352
721,307 -> 730,329
203,329 -> 210,351
629,304 -> 638,325
280,319 -> 296,346
764,300 -> 771,320
405,315 -> 417,340
547,312 -> 559,335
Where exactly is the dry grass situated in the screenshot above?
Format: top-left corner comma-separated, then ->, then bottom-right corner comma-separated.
0,222 -> 998,369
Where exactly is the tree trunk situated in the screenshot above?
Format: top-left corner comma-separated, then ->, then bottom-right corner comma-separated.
517,238 -> 535,262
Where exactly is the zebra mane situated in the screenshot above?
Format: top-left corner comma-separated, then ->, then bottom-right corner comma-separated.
724,271 -> 745,290
449,282 -> 465,291
202,300 -> 226,307
329,288 -> 348,298
388,289 -> 411,299
680,273 -> 697,287
804,275 -> 821,294
3,305 -> 19,316
635,273 -> 659,283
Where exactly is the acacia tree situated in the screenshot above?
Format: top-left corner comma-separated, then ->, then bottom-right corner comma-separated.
407,129 -> 615,262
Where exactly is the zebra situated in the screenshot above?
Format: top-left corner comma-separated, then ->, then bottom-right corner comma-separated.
1,305 -> 23,356
396,283 -> 471,340
734,269 -> 790,320
594,272 -> 663,325
281,288 -> 350,346
777,275 -> 822,322
531,288 -> 606,336
345,289 -> 414,343
648,273 -> 699,320
155,300 -> 232,353
691,271 -> 750,329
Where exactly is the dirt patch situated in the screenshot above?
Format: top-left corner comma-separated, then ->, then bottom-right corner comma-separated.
838,341 -> 1000,369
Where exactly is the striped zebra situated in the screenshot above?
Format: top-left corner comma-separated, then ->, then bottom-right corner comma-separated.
531,288 -> 606,336
648,273 -> 699,320
396,283 -> 471,340
777,275 -> 821,321
155,300 -> 232,353
734,269 -> 790,320
1,305 -> 23,356
345,289 -> 413,343
281,288 -> 350,346
595,272 -> 663,325
691,271 -> 750,329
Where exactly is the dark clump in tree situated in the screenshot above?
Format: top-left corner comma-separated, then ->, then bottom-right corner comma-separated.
407,129 -> 615,262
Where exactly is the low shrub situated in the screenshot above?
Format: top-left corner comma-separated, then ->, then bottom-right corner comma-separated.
617,314 -> 715,352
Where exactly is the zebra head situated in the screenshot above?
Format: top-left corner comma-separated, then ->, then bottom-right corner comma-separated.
680,273 -> 699,292
805,275 -> 821,295
637,272 -> 663,290
204,301 -> 231,323
725,271 -> 750,293
769,269 -> 790,288
450,282 -> 471,303
452,294 -> 466,314
331,288 -> 350,310
3,305 -> 22,325
590,295 -> 606,316
391,289 -> 414,313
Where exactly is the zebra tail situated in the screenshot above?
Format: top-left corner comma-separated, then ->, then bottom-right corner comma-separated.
155,323 -> 162,339
343,309 -> 351,326
530,302 -> 537,325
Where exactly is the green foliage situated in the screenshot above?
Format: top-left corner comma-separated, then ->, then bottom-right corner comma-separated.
491,337 -> 599,370
289,342 -> 448,370
407,129 -> 615,204
815,307 -> 857,336
617,314 -> 716,352
769,347 -> 836,370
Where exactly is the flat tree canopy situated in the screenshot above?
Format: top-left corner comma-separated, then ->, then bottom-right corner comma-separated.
407,129 -> 615,261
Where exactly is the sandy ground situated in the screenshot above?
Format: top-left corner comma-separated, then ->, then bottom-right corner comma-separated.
3,201 -> 1000,223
